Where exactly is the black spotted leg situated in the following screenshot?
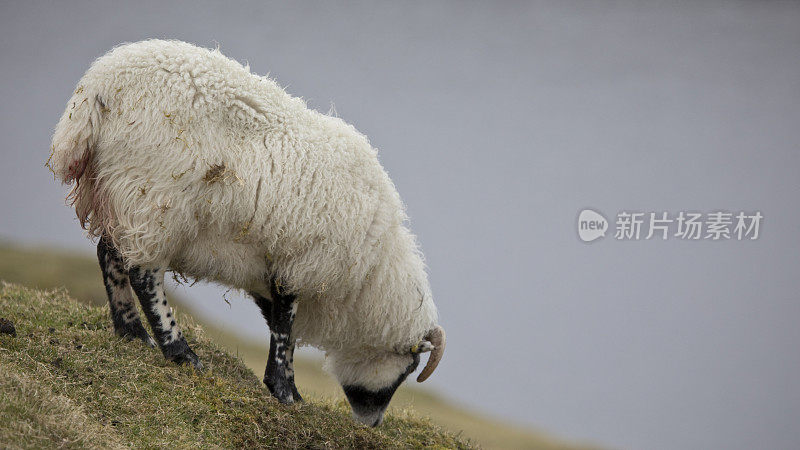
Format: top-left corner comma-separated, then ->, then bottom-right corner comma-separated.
97,236 -> 155,347
252,282 -> 302,404
128,265 -> 202,370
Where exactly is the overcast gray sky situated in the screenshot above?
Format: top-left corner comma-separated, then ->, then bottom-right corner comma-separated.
2,2 -> 800,449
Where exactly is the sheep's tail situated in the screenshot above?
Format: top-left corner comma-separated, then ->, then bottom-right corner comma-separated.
46,84 -> 111,238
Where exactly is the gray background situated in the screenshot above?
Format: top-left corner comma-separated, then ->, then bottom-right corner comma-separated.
2,1 -> 799,449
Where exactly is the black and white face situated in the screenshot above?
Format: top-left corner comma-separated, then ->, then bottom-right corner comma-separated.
326,351 -> 420,427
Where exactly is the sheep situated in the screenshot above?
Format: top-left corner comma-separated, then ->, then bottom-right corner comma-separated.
47,39 -> 445,426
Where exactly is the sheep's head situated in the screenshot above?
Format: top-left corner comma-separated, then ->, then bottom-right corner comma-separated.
325,326 -> 445,426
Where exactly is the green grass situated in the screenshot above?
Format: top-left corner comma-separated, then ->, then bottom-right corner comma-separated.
0,241 -> 592,449
0,282 -> 471,449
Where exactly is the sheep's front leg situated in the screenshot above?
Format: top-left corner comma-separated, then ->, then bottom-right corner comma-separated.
253,293 -> 303,402
97,236 -> 155,347
129,266 -> 202,370
257,282 -> 302,404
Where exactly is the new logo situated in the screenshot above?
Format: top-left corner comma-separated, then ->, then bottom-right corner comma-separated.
578,209 -> 608,242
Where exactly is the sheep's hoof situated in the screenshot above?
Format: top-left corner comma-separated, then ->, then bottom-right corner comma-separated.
114,320 -> 156,348
171,349 -> 203,370
292,386 -> 304,403
264,375 -> 295,404
163,338 -> 203,370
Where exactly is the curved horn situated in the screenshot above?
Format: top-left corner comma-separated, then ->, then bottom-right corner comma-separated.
416,325 -> 446,382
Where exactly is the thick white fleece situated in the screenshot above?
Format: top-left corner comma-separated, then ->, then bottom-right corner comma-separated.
48,39 -> 437,354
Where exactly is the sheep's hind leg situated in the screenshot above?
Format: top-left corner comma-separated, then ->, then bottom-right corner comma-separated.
97,236 -> 155,347
254,282 -> 302,404
129,266 -> 202,370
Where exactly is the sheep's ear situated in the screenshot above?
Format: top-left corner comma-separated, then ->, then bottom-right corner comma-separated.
410,341 -> 435,354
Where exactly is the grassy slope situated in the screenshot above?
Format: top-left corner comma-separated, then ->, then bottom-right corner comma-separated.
0,242 -> 588,449
0,283 -> 473,449
208,330 -> 572,450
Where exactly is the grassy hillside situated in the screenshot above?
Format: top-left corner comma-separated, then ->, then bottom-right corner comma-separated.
0,241 -> 589,449
0,243 -> 109,306
0,282 -> 470,449
206,328 -> 573,450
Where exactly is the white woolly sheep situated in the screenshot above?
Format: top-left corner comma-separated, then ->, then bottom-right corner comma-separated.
47,39 -> 445,426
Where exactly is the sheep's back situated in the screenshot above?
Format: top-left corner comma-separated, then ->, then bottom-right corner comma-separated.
81,40 -> 403,303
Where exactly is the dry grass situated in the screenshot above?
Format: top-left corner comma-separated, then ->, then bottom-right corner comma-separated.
202,162 -> 238,184
0,368 -> 125,449
0,282 -> 472,449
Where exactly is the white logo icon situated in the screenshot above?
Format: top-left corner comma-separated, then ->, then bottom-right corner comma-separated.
578,209 -> 608,242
